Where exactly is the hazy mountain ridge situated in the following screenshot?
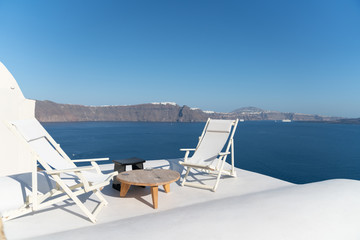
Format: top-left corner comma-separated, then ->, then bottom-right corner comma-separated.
328,118 -> 360,124
35,101 -> 209,122
35,100 -> 344,123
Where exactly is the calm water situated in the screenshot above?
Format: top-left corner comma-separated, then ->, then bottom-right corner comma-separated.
43,121 -> 360,184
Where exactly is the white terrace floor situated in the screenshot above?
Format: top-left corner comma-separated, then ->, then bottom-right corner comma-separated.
4,159 -> 360,240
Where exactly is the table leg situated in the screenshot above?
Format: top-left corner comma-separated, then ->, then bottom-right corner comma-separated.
163,183 -> 170,193
120,183 -> 131,197
150,186 -> 158,209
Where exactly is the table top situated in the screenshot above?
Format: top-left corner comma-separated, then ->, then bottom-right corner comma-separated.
116,169 -> 180,187
113,157 -> 146,165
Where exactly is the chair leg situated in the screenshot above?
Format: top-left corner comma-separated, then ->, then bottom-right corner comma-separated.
213,156 -> 227,192
230,139 -> 237,177
89,188 -> 110,218
73,195 -> 97,223
212,171 -> 223,192
94,189 -> 108,206
55,177 -> 97,223
181,167 -> 191,187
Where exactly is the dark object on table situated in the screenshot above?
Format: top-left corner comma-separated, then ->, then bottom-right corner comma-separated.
112,157 -> 146,191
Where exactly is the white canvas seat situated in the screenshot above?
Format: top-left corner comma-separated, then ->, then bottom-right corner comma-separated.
179,118 -> 239,191
4,118 -> 118,223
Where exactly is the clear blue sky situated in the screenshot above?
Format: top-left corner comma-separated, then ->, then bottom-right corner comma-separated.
1,1 -> 359,117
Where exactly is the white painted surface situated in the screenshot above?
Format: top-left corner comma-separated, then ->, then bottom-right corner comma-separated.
3,160 -> 360,240
0,62 -> 35,176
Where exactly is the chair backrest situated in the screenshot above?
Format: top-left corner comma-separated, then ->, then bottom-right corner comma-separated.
190,119 -> 236,166
11,119 -> 75,170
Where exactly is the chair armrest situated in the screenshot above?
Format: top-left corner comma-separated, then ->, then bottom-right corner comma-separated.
219,152 -> 231,156
46,166 -> 95,175
72,158 -> 108,174
180,148 -> 196,152
180,149 -> 196,162
72,158 -> 109,163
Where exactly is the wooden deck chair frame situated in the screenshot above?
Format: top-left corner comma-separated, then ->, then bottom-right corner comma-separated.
3,120 -> 117,223
179,118 -> 239,192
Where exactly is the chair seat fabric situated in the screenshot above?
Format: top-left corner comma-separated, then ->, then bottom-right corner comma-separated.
180,119 -> 238,191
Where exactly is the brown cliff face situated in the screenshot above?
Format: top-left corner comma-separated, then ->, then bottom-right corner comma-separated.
35,101 -> 210,122
35,100 -> 343,122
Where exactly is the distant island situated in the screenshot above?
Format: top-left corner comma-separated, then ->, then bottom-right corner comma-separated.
327,118 -> 360,124
35,100 -> 348,123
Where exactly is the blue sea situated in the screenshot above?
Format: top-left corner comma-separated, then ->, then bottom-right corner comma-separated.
43,121 -> 360,184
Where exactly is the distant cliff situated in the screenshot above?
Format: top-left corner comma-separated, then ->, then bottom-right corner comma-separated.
327,118 -> 360,124
35,101 -> 343,122
229,107 -> 340,122
35,101 -> 210,122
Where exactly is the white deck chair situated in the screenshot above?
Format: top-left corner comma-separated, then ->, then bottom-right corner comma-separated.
179,118 -> 239,191
6,118 -> 118,223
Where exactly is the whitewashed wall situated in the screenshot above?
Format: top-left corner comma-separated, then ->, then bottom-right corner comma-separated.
0,62 -> 35,176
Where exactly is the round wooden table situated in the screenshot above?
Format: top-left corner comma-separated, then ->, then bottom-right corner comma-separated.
116,169 -> 180,209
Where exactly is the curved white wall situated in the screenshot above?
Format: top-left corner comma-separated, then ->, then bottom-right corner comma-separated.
0,62 -> 35,176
